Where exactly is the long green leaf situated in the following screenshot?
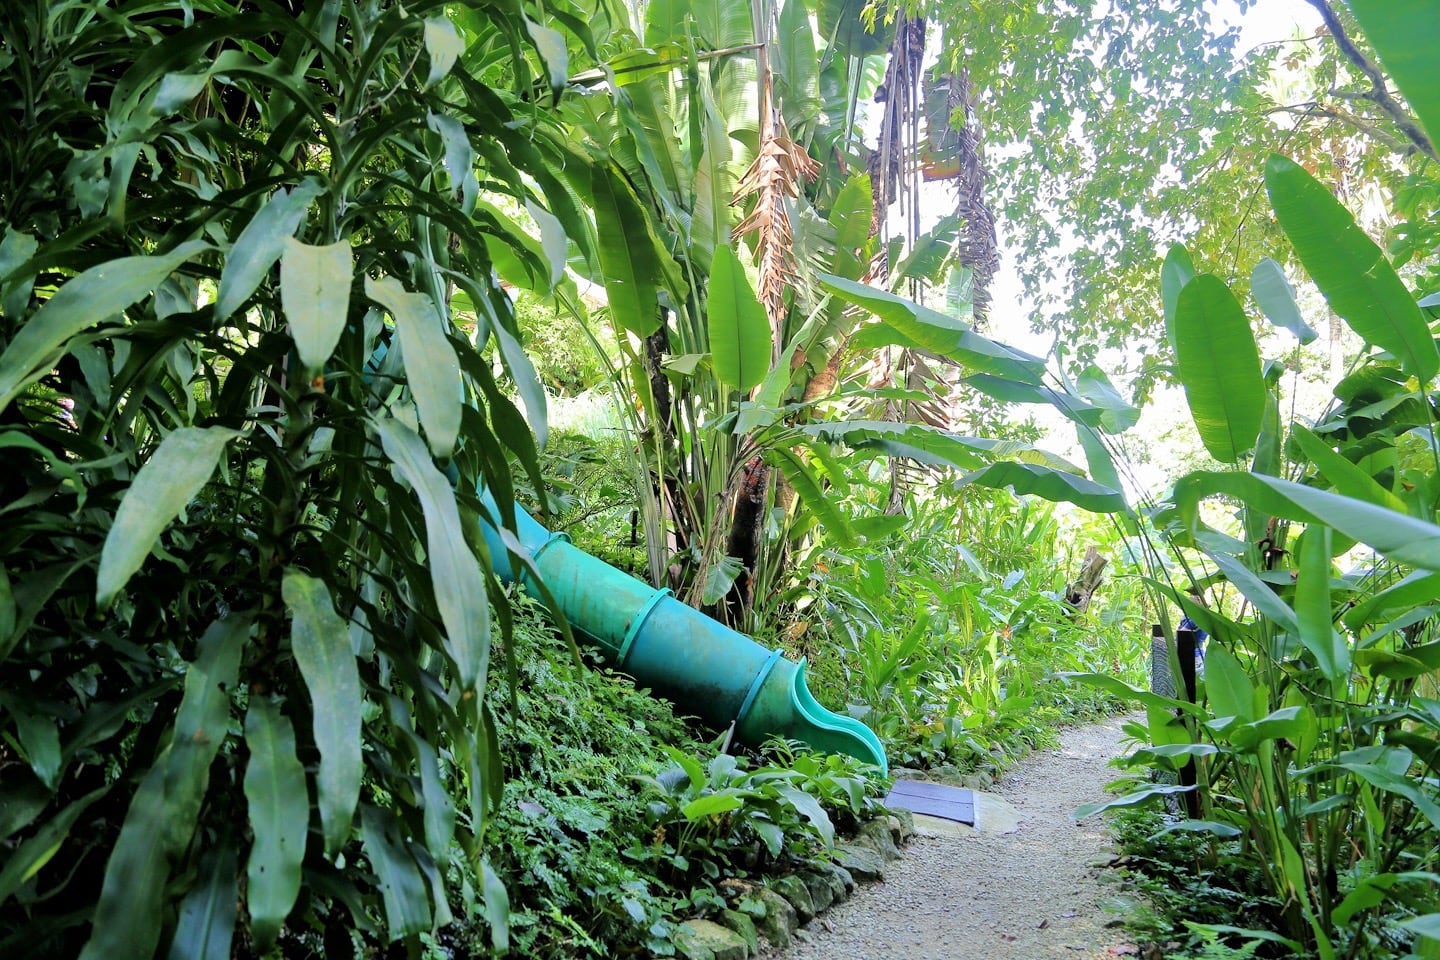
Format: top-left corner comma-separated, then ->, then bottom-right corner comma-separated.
818,273 -> 1046,383
428,112 -> 479,217
795,420 -> 986,469
216,182 -> 321,321
367,275 -> 461,460
1266,154 -> 1438,382
1175,471 -> 1440,572
362,804 -> 433,941
963,374 -> 1107,428
1076,424 -> 1123,495
590,166 -> 662,337
374,417 -> 489,690
480,858 -> 510,952
1402,913 -> 1440,942
0,226 -> 38,317
0,239 -> 209,413
1160,242 -> 1195,352
1343,569 -> 1440,630
387,697 -> 456,868
525,19 -> 568,95
1205,643 -> 1256,725
1251,257 -> 1317,344
775,0 -> 821,132
775,785 -> 835,847
97,426 -> 241,608
422,15 -> 463,87
1076,364 -> 1140,433
707,244 -> 772,392
1345,1 -> 1440,155
1337,756 -> 1440,830
1295,527 -> 1349,683
1291,424 -> 1407,514
244,698 -> 307,951
282,238 -> 352,371
77,769 -> 169,959
1173,274 -> 1264,463
79,616 -> 247,960
166,844 -> 238,960
1075,782 -> 1196,820
0,786 -> 108,903
767,447 -> 855,548
283,569 -> 362,857
1204,549 -> 1302,638
958,461 -> 1127,513
524,199 -> 566,289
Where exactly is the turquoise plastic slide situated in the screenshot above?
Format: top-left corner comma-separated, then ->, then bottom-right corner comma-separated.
475,490 -> 887,773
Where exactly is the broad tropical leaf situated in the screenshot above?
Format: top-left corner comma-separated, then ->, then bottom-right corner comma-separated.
1175,472 -> 1440,572
1290,424 -> 1407,514
374,417 -> 490,690
0,240 -> 209,412
1160,242 -> 1194,352
216,181 -> 321,321
794,420 -> 989,469
1251,257 -> 1317,344
97,426 -> 242,608
422,15 -> 463,87
166,846 -> 238,960
1205,643 -> 1256,724
367,275 -> 462,459
1173,275 -> 1264,463
281,239 -> 352,371
243,698 -> 307,951
79,617 -> 247,960
767,447 -> 855,547
1346,1 -> 1440,153
959,461 -> 1127,513
708,244 -> 772,392
590,165 -> 663,337
819,273 -> 1045,383
283,569 -> 362,857
1266,154 -> 1438,382
1294,527 -> 1349,684
362,805 -> 433,940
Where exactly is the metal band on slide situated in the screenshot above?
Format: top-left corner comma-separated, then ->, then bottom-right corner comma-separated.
616,587 -> 672,666
736,649 -> 784,727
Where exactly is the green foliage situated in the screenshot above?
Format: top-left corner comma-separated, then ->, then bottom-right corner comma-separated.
790,484 -> 1149,774
1088,18 -> 1440,953
469,596 -> 887,958
0,0 -> 576,952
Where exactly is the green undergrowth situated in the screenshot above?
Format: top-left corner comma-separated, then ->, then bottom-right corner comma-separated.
1103,808 -> 1433,960
451,594 -> 890,958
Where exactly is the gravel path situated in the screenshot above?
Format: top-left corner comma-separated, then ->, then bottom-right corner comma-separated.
774,716 -> 1138,960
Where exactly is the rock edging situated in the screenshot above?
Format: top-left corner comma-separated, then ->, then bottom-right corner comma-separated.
675,811 -> 915,960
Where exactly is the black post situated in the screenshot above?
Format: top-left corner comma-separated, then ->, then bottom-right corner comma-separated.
1151,624 -> 1201,818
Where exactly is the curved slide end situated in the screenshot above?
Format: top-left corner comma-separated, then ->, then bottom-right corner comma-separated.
739,657 -> 888,775
476,495 -> 888,774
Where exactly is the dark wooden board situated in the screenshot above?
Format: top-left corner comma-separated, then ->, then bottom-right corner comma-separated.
884,779 -> 976,825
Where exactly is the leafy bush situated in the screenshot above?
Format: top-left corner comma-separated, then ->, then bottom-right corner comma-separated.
459,595 -> 888,958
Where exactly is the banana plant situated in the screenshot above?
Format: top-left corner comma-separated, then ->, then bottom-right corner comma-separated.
1070,86 -> 1440,952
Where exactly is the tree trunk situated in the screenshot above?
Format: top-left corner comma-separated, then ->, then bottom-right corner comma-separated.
1064,546 -> 1108,617
722,455 -> 770,625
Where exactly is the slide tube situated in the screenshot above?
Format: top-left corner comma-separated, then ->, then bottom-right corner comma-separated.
476,488 -> 887,773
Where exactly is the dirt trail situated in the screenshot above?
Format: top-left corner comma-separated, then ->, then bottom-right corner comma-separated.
777,716 -> 1138,960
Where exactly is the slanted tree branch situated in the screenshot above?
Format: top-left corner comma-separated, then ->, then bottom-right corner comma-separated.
1303,0 -> 1437,161
1265,100 -> 1420,156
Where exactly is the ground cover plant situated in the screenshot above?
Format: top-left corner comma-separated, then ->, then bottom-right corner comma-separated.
468,595 -> 888,958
